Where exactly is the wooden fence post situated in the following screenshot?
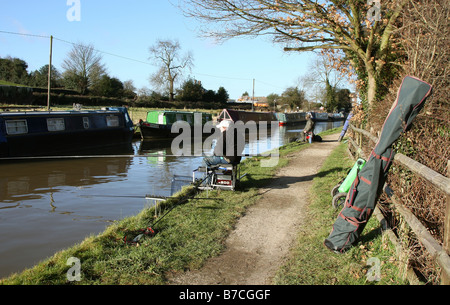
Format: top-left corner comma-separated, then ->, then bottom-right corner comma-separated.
443,160 -> 450,285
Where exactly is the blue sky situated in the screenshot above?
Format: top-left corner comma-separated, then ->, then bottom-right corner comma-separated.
0,0 -> 316,99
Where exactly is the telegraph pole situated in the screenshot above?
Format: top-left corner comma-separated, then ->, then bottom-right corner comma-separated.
252,78 -> 255,112
47,35 -> 53,111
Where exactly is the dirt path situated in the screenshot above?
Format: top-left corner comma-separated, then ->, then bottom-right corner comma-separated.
169,133 -> 340,285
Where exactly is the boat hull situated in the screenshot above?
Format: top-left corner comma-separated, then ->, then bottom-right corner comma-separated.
139,110 -> 214,140
139,122 -> 214,140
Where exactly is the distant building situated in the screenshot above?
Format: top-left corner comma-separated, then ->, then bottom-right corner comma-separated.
236,96 -> 268,107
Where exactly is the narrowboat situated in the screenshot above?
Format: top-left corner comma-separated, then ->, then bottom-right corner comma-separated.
217,109 -> 277,126
139,110 -> 213,140
0,107 -> 134,158
310,112 -> 330,122
328,112 -> 346,121
275,112 -> 307,126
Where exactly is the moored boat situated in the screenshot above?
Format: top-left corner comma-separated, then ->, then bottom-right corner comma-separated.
310,112 -> 329,122
0,107 -> 134,158
139,110 -> 213,140
328,112 -> 346,121
217,109 -> 277,125
275,112 -> 307,126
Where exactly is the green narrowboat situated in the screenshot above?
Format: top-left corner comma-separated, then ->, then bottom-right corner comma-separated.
275,112 -> 307,126
138,110 -> 214,140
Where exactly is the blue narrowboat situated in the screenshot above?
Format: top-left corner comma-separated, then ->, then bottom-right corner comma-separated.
310,112 -> 330,122
328,112 -> 346,121
0,107 -> 134,158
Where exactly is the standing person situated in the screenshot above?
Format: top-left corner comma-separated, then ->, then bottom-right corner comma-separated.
303,113 -> 315,143
202,120 -> 245,167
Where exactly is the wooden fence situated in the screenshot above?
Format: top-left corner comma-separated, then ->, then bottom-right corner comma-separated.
346,123 -> 450,285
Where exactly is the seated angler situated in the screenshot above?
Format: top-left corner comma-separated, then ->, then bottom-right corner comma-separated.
302,113 -> 315,143
202,120 -> 245,167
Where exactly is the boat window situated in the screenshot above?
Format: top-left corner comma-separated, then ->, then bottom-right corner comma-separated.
47,118 -> 65,131
176,114 -> 184,121
106,115 -> 119,127
5,120 -> 28,135
83,117 -> 89,129
158,114 -> 164,124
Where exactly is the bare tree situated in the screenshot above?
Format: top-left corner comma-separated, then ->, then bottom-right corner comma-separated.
148,39 -> 194,102
180,0 -> 409,107
302,55 -> 341,95
62,43 -> 106,94
300,55 -> 345,108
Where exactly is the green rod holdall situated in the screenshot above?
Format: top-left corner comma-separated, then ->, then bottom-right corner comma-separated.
324,76 -> 433,253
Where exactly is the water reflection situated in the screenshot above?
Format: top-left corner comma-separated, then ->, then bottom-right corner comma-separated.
0,158 -> 132,204
0,120 -> 342,278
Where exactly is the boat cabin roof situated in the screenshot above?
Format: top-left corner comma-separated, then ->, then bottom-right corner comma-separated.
0,109 -> 122,117
147,110 -> 210,115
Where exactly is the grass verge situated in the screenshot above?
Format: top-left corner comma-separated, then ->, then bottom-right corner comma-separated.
273,140 -> 409,285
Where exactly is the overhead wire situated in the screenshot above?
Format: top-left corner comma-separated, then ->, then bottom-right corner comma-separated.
0,30 -> 51,39
0,29 -> 285,91
51,36 -> 154,66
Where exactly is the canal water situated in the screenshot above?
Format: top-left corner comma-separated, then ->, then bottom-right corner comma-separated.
0,121 -> 343,279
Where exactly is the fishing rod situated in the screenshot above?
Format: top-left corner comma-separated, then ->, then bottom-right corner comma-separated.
0,153 -> 279,161
79,194 -> 219,201
0,154 -> 156,160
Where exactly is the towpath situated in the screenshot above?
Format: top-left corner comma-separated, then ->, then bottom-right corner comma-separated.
169,132 -> 340,285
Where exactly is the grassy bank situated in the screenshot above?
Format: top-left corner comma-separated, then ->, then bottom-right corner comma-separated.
274,140 -> 409,285
0,80 -> 27,86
